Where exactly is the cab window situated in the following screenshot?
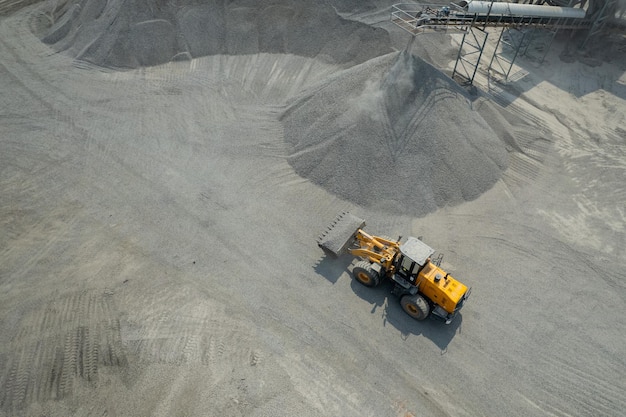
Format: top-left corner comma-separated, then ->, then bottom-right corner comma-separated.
398,255 -> 417,278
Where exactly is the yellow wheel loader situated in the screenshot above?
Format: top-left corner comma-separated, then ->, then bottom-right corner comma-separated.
318,212 -> 470,324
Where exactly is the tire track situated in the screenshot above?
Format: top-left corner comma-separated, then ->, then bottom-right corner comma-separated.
497,116 -> 554,192
379,71 -> 458,162
118,289 -> 265,390
393,88 -> 457,153
501,152 -> 544,189
541,359 -> 626,416
0,290 -> 126,412
0,9 -> 149,180
529,354 -> 626,417
0,201 -> 82,288
126,315 -> 256,368
0,0 -> 39,16
277,352 -> 366,417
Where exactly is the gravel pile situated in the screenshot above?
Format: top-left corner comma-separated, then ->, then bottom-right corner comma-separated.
39,0 -> 507,217
282,51 -> 509,216
40,0 -> 392,68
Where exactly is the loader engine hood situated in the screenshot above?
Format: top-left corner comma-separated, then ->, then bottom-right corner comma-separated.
400,237 -> 469,315
420,263 -> 469,314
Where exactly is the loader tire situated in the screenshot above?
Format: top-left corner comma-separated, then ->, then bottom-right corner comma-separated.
352,261 -> 381,287
400,294 -> 430,321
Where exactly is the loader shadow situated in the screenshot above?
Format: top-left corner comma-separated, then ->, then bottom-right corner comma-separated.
350,279 -> 463,353
313,252 -> 353,284
313,255 -> 462,351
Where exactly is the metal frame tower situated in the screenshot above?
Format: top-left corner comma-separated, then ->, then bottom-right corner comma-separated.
390,1 -> 604,86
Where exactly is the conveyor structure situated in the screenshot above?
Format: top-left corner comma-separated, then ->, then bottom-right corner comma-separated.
392,2 -> 589,34
390,1 -> 612,84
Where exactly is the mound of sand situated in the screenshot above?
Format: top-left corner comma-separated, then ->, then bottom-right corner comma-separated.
40,0 -> 392,68
282,51 -> 509,216
37,0 -> 507,217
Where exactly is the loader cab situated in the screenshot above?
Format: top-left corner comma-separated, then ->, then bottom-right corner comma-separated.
395,237 -> 435,284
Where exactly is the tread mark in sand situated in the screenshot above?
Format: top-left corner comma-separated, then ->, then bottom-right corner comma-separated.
530,354 -> 626,416
0,290 -> 126,411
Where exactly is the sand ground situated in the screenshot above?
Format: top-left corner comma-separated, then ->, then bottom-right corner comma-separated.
1,2 -> 626,416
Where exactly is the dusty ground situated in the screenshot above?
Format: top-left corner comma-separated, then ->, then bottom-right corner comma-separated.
1,2 -> 626,417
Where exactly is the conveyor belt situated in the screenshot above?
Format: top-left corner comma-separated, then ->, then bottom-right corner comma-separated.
391,4 -> 592,35
392,15 -> 592,34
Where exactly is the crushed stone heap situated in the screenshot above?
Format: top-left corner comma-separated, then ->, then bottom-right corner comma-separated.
282,51 -> 509,216
40,0 -> 391,68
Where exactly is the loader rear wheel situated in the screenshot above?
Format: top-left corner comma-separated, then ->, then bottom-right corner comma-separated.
400,294 -> 430,321
352,261 -> 380,287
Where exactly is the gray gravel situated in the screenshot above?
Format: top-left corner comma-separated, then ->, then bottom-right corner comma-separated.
1,1 -> 625,416
283,50 -> 508,216
40,0 -> 393,68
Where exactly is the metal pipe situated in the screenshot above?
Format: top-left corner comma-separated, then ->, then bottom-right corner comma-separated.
458,1 -> 586,19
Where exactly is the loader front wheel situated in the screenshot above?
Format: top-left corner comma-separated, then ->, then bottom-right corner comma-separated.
400,294 -> 430,321
352,261 -> 380,287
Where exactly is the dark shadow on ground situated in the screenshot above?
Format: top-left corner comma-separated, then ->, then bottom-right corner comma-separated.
314,255 -> 463,351
313,252 -> 353,284
349,279 -> 462,353
483,30 -> 626,103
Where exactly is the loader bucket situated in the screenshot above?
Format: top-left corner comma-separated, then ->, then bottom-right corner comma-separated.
317,212 -> 365,257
